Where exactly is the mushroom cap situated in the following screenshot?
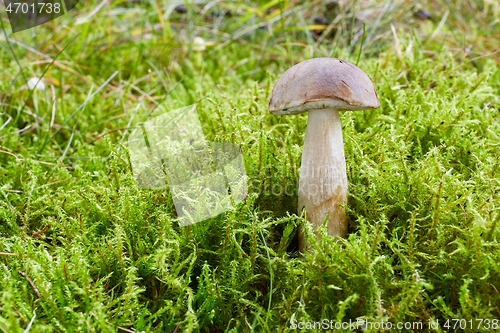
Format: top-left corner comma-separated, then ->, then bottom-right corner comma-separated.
192,37 -> 206,51
269,58 -> 380,115
27,77 -> 45,91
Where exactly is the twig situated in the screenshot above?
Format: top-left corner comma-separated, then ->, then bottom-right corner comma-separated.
0,149 -> 21,162
36,179 -> 69,190
33,160 -> 74,170
0,125 -> 34,140
91,127 -> 126,141
107,323 -> 135,333
33,224 -> 49,238
24,310 -> 36,333
451,49 -> 500,72
17,269 -> 41,299
0,252 -> 18,256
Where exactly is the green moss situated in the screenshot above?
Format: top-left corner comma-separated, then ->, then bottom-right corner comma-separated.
1,0 -> 500,332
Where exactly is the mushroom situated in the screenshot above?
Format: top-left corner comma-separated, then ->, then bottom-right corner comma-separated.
26,77 -> 45,91
268,58 -> 380,251
192,36 -> 206,67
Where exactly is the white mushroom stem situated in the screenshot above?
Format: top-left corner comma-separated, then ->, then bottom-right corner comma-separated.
298,108 -> 348,250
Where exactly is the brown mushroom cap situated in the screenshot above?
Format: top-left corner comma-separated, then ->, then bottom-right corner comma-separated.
269,58 -> 380,115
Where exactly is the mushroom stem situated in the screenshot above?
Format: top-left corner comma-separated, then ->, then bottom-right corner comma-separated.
298,108 -> 348,250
